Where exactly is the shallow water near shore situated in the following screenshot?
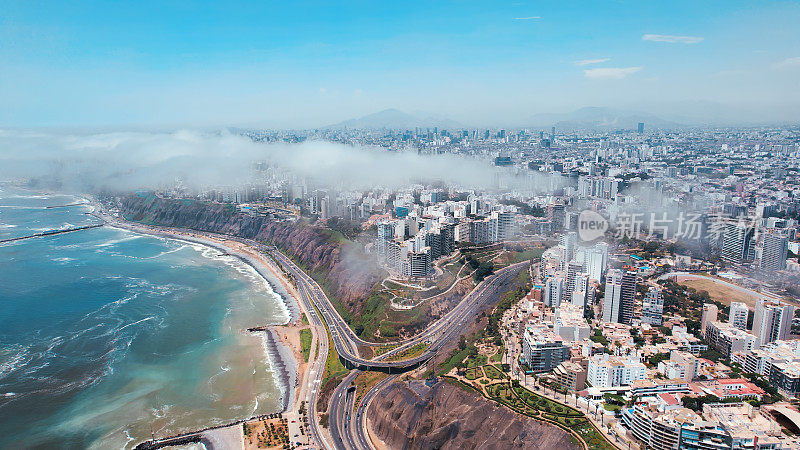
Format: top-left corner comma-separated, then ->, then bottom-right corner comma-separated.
0,187 -> 291,449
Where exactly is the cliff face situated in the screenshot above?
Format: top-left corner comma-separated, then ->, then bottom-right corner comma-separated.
118,194 -> 381,311
369,381 -> 579,450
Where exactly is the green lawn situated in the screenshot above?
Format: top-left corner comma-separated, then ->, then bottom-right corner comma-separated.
465,367 -> 484,380
465,354 -> 488,369
483,364 -> 506,380
299,328 -> 312,362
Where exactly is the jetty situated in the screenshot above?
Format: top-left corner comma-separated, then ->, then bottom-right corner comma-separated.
0,224 -> 104,244
44,202 -> 89,209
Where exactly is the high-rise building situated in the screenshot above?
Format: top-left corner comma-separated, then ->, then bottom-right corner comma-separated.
564,262 -> 586,305
545,276 -> 565,308
376,221 -> 395,258
469,218 -> 491,245
641,287 -> 664,326
585,242 -> 608,281
619,270 -> 638,325
320,197 -> 330,220
602,269 -> 623,323
759,230 -> 788,271
701,304 -> 719,338
408,247 -> 432,278
728,302 -> 749,331
721,221 -> 755,264
547,203 -> 566,230
493,210 -> 516,241
439,223 -> 455,255
752,299 -> 794,347
522,326 -> 571,373
637,122 -> 645,133
560,231 -> 578,262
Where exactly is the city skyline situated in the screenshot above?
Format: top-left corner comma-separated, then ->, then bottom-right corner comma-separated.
2,1 -> 799,128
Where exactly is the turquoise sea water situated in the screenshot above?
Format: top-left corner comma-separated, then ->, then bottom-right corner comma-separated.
0,186 -> 291,448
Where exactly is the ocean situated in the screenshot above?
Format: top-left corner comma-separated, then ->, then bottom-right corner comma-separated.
0,186 -> 292,448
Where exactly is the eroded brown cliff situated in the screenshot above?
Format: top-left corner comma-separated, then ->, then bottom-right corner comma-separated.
118,194 -> 382,313
369,380 -> 580,450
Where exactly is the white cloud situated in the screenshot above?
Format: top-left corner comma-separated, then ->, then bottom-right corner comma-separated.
0,129 -> 564,193
513,16 -> 541,20
583,67 -> 642,79
642,34 -> 704,44
575,58 -> 610,66
773,56 -> 800,69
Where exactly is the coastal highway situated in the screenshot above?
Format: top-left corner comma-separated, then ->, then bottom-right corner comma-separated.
329,370 -> 362,450
354,374 -> 398,450
294,280 -> 333,450
330,370 -> 399,450
270,247 -> 529,372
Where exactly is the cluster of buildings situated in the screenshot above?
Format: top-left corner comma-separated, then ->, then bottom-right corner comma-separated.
373,194 -> 518,279
623,401 -> 798,449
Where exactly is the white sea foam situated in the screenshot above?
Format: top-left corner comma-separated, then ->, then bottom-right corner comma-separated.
144,245 -> 188,259
96,234 -> 144,248
0,345 -> 33,378
52,256 -> 76,263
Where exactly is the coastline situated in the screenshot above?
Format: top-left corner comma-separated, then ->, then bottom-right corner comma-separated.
103,219 -> 302,412
87,200 -> 307,447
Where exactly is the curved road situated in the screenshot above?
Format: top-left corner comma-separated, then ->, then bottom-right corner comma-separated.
327,262 -> 531,450
270,247 -> 529,372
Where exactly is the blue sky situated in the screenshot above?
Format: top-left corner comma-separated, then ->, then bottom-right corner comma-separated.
2,0 -> 799,127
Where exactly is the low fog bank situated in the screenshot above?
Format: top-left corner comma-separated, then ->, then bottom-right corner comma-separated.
0,129 -> 556,194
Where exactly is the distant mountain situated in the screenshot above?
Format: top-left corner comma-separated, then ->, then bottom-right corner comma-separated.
528,107 -> 682,131
328,109 -> 464,130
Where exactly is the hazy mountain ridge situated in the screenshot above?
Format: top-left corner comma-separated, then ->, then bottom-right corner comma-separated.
330,107 -> 680,131
327,108 -> 464,130
528,106 -> 682,130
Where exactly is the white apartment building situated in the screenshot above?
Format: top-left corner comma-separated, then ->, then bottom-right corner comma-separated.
545,275 -> 564,308
753,298 -> 794,348
553,304 -> 591,342
641,287 -> 664,326
587,354 -> 647,388
728,302 -> 748,331
704,321 -> 757,357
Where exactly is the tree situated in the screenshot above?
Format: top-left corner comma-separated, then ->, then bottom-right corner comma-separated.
648,352 -> 670,368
